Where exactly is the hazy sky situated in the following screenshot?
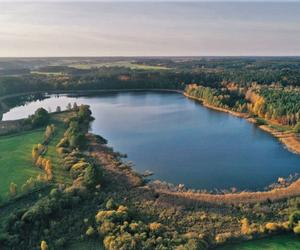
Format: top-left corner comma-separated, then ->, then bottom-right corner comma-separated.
0,2 -> 299,56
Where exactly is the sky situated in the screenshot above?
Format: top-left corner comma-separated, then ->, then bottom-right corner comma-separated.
0,1 -> 299,57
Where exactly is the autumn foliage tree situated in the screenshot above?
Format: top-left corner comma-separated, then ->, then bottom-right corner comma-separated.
41,240 -> 48,250
241,218 -> 251,235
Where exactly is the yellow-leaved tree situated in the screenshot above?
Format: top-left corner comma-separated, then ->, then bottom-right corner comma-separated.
41,240 -> 48,250
241,218 -> 250,235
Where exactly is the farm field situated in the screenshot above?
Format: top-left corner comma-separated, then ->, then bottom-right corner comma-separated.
69,61 -> 170,70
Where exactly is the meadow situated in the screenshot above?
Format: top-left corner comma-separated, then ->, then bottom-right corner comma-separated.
0,112 -> 71,200
0,130 -> 44,199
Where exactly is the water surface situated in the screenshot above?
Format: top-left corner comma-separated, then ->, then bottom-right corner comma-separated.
3,91 -> 300,190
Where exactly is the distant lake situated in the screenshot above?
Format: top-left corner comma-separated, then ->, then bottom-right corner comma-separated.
2,91 -> 300,190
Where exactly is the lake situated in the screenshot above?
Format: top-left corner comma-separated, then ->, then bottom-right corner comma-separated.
2,91 -> 300,190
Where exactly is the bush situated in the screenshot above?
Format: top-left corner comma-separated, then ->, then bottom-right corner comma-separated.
9,182 -> 17,197
21,178 -> 36,193
86,226 -> 95,236
106,198 -> 116,210
41,240 -> 48,250
289,211 -> 300,227
149,222 -> 162,234
30,108 -> 50,128
294,122 -> 300,133
56,137 -> 69,148
69,133 -> 86,149
294,222 -> 300,234
70,162 -> 90,179
240,218 -> 250,235
54,238 -> 66,248
56,147 -> 71,155
265,222 -> 279,232
83,164 -> 103,189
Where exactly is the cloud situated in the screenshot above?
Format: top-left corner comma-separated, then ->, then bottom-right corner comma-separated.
0,2 -> 299,56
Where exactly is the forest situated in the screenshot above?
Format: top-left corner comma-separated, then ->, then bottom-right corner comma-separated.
1,57 -> 300,98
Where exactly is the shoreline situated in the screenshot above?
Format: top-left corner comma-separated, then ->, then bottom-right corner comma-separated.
2,88 -> 300,202
2,99 -> 300,205
184,92 -> 300,155
183,92 -> 249,118
89,131 -> 300,205
258,125 -> 300,155
155,179 -> 300,204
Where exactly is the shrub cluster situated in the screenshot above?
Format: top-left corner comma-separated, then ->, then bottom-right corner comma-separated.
91,202 -> 208,250
1,187 -> 87,249
25,108 -> 50,128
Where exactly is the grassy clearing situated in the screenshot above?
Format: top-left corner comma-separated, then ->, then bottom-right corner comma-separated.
0,129 -> 44,199
217,234 -> 300,250
69,61 -> 170,70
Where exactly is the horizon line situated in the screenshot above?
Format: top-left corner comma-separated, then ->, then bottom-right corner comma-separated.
1,55 -> 300,59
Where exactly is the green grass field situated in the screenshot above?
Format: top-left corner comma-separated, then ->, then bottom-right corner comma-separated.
0,112 -> 73,200
0,130 -> 44,199
218,234 -> 300,250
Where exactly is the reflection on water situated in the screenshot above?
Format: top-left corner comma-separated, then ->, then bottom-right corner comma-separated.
3,91 -> 300,190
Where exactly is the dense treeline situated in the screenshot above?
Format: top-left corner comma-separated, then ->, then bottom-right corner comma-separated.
185,84 -> 248,112
0,68 -> 223,98
247,86 -> 300,126
0,70 -> 181,98
1,57 -> 300,101
186,83 -> 300,128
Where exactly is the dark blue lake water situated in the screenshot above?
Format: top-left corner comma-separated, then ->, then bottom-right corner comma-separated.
3,91 -> 300,190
